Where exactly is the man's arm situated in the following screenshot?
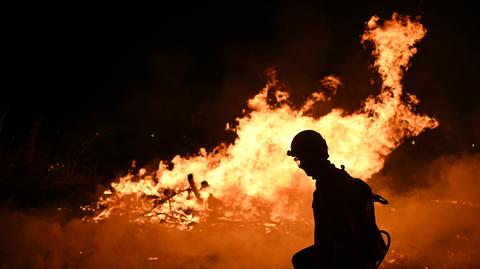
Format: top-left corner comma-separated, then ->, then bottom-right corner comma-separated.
313,198 -> 335,267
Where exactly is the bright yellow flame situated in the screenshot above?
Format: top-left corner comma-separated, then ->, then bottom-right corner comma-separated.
83,14 -> 438,228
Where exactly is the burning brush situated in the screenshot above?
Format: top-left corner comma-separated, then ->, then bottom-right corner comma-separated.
83,13 -> 438,233
82,172 -> 217,229
144,174 -> 212,223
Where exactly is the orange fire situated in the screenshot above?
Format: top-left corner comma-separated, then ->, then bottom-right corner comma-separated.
83,14 -> 438,229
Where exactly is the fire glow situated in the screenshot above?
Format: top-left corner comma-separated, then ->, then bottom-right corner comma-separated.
83,14 -> 438,228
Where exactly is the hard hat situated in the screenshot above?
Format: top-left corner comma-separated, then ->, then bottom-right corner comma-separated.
287,130 -> 329,159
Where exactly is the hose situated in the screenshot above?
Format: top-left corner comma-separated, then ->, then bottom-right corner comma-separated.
375,230 -> 391,268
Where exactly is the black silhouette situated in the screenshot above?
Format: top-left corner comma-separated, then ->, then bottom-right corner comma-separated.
287,130 -> 390,269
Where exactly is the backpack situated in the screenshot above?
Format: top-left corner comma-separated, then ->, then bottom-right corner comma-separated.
340,169 -> 391,268
368,191 -> 391,268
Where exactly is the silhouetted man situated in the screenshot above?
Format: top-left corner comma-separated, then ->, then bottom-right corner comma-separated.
288,130 -> 386,269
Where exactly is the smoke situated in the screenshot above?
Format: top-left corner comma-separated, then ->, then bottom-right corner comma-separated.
0,209 -> 311,269
375,153 -> 480,268
2,5 -> 479,268
1,154 -> 479,268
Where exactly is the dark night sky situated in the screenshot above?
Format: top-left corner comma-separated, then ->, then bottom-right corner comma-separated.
1,1 -> 479,206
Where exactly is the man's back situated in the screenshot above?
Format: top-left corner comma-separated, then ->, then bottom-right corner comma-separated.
312,166 -> 374,267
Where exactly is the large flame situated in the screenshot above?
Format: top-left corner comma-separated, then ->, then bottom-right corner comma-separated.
83,14 -> 438,228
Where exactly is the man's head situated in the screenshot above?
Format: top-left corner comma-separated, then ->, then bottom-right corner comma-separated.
287,130 -> 329,177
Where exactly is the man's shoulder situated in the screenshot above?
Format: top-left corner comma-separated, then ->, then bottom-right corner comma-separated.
350,177 -> 372,192
334,169 -> 372,199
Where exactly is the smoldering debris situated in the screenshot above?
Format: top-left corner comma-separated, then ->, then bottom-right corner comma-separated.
0,211 -> 308,269
1,154 -> 479,269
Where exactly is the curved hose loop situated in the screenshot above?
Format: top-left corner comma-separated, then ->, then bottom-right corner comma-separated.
375,230 -> 391,269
